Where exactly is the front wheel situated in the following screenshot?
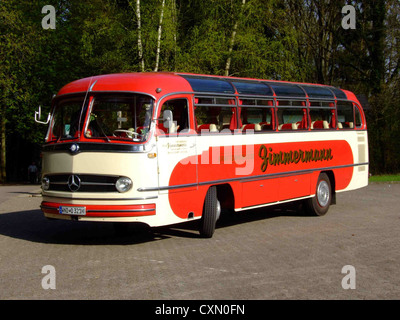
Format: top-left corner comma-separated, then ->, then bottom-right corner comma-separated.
305,173 -> 332,216
199,186 -> 221,238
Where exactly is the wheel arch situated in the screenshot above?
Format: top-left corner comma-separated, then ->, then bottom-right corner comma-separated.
214,183 -> 235,211
321,170 -> 336,204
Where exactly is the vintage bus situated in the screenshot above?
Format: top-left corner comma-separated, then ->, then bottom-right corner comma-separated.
36,72 -> 368,237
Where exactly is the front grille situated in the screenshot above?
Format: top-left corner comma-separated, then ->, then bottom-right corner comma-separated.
45,174 -> 119,192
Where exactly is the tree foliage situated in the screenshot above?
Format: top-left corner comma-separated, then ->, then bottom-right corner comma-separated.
0,0 -> 399,181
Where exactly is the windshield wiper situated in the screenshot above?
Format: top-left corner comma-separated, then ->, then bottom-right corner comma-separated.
94,117 -> 111,142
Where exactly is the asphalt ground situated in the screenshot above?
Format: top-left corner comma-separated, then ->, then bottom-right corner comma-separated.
0,183 -> 399,301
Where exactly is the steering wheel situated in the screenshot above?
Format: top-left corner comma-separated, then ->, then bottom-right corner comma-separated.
113,129 -> 142,139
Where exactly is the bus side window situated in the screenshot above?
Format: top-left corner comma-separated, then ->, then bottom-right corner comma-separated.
195,105 -> 233,133
277,104 -> 308,131
241,107 -> 274,132
355,105 -> 363,128
337,102 -> 354,129
309,102 -> 335,130
159,98 -> 189,134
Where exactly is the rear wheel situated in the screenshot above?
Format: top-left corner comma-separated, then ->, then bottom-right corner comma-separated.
199,186 -> 221,238
305,173 -> 332,216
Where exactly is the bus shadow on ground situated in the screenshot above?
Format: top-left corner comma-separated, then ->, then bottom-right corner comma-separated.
0,202 -> 308,245
0,209 -> 165,245
154,201 -> 309,238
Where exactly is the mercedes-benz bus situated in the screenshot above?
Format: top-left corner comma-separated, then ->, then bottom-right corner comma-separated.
36,72 -> 368,237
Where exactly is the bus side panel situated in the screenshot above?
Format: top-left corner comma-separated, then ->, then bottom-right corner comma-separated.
241,174 -> 310,208
241,179 -> 278,208
340,131 -> 369,192
167,185 -> 207,219
169,138 -> 355,212
333,166 -> 354,190
309,166 -> 354,195
277,174 -> 311,201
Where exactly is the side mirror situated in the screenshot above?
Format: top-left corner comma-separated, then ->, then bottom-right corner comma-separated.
163,110 -> 173,128
34,106 -> 51,125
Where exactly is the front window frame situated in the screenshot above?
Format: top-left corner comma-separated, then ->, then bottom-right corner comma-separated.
84,93 -> 154,142
48,95 -> 89,142
47,93 -> 155,143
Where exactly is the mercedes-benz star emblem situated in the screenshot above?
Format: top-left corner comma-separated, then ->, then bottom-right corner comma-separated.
67,175 -> 81,192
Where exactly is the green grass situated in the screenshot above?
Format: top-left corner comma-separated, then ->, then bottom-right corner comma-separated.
369,174 -> 400,182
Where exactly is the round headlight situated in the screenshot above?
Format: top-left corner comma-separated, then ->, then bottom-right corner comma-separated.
42,177 -> 50,190
115,177 -> 132,193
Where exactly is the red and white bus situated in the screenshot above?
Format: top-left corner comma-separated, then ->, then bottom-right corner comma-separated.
36,72 -> 368,237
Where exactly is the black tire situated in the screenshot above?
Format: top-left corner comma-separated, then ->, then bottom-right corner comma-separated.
305,173 -> 332,216
199,186 -> 220,238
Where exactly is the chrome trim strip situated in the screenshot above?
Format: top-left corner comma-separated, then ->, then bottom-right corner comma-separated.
53,90 -> 156,101
88,80 -> 98,92
49,182 -> 115,186
42,142 -> 147,153
86,209 -> 155,213
41,195 -> 158,201
81,182 -> 115,186
137,162 -> 369,192
40,206 -> 155,213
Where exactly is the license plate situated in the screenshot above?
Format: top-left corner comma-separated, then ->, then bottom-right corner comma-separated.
59,206 -> 86,216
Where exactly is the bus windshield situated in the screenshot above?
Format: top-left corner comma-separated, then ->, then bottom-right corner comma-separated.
51,97 -> 88,141
50,94 -> 154,142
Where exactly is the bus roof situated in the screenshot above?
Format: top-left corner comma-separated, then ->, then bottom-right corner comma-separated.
56,72 -> 193,98
56,72 -> 353,102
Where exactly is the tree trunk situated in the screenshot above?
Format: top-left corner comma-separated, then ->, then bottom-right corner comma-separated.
154,0 -> 166,72
224,0 -> 246,77
172,0 -> 177,71
136,0 -> 145,72
369,0 -> 386,94
0,110 -> 6,182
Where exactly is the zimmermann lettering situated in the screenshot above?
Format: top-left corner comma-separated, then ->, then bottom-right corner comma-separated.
258,145 -> 334,172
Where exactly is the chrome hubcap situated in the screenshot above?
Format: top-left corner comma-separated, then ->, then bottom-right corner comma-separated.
216,200 -> 221,221
317,180 -> 330,207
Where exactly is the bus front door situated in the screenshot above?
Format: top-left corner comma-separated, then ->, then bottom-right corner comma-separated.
156,97 -> 197,195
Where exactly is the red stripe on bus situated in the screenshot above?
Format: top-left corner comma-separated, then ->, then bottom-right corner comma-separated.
41,202 -> 156,217
168,140 -> 353,219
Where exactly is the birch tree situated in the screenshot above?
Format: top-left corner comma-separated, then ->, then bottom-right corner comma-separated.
285,0 -> 343,85
136,0 -> 145,71
224,0 -> 246,76
171,0 -> 178,71
154,0 -> 166,72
